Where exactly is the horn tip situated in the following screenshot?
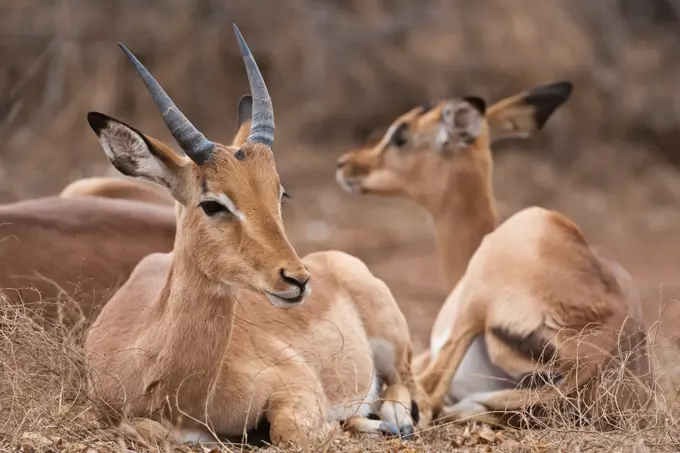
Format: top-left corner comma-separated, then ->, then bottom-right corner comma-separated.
118,43 -> 136,61
232,24 -> 250,57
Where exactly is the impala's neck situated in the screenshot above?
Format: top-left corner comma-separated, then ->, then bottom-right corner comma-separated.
153,236 -> 237,389
423,150 -> 497,292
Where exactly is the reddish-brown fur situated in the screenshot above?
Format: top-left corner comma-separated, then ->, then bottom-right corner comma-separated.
0,196 -> 175,325
60,177 -> 175,207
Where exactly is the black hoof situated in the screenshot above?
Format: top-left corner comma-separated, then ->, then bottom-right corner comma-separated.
399,424 -> 415,439
378,421 -> 400,437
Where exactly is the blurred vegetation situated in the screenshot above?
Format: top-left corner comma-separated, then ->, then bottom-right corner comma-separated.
1,0 -> 680,206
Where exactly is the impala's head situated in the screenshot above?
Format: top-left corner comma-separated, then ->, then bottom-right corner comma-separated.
87,25 -> 311,307
336,82 -> 573,202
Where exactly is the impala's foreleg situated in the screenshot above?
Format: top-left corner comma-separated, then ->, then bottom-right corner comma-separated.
265,370 -> 329,447
412,349 -> 432,375
416,321 -> 479,415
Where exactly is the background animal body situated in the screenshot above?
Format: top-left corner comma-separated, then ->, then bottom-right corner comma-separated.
2,1 -> 680,452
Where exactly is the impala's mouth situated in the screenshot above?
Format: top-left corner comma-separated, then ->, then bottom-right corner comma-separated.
335,169 -> 364,194
264,285 -> 311,308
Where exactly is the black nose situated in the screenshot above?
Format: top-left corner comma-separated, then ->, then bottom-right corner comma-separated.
336,160 -> 346,169
280,269 -> 309,290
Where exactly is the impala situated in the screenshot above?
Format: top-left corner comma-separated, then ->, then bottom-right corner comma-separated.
336,81 -> 572,368
0,195 -> 175,325
337,85 -> 653,426
84,26 -> 430,447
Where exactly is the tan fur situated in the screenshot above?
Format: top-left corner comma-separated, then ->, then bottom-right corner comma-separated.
85,114 -> 430,446
0,196 -> 176,325
418,207 -> 654,427
60,177 -> 175,207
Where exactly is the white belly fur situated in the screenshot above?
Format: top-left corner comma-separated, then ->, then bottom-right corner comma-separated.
432,333 -> 517,405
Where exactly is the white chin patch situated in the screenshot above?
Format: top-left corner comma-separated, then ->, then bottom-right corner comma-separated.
335,170 -> 360,194
265,285 -> 311,308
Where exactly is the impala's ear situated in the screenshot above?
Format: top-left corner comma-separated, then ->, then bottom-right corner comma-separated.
486,81 -> 572,143
232,95 -> 253,147
436,97 -> 487,153
87,112 -> 191,202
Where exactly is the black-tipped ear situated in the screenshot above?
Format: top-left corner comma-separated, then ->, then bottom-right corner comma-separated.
87,111 -> 113,136
524,81 -> 573,129
462,96 -> 487,115
86,111 -> 189,201
87,111 -> 154,152
237,94 -> 253,130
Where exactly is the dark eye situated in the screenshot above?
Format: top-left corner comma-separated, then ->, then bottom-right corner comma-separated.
199,200 -> 229,217
390,123 -> 409,148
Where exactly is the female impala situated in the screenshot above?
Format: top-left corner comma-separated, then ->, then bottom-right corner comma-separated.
337,87 -> 653,425
336,81 -> 571,371
85,26 -> 430,447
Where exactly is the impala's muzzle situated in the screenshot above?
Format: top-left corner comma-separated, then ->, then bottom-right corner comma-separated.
264,267 -> 311,307
335,154 -> 374,194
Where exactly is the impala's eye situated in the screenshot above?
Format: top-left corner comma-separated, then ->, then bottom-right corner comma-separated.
199,200 -> 229,217
390,123 -> 409,148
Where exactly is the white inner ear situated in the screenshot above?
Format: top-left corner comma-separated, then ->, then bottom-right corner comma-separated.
97,122 -> 176,189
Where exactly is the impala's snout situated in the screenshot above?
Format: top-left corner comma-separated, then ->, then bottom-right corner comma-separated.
280,268 -> 309,293
265,265 -> 311,307
335,153 -> 367,193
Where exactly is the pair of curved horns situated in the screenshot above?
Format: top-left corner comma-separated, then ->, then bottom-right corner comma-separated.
118,24 -> 274,165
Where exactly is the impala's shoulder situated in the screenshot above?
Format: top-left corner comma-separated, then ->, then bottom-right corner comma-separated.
503,206 -> 587,245
129,252 -> 173,283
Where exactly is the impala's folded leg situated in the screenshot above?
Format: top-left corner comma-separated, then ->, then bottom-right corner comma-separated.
412,350 -> 432,375
266,372 -> 329,446
437,359 -> 600,425
417,322 -> 479,415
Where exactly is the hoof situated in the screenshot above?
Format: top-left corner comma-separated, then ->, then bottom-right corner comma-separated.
378,421 -> 400,436
399,424 -> 415,439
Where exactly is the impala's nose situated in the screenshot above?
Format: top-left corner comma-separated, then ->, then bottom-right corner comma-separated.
280,268 -> 310,293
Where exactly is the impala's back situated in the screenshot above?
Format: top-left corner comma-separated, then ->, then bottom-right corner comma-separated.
0,196 -> 176,325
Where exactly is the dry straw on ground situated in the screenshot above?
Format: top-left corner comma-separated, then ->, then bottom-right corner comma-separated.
2,293 -> 680,453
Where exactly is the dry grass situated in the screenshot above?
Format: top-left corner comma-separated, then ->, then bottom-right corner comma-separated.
3,293 -> 680,453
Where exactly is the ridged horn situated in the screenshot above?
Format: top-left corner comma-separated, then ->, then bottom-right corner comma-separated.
232,24 -> 275,148
118,43 -> 214,165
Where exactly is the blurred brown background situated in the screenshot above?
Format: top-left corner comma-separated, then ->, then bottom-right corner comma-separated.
1,0 -> 679,349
